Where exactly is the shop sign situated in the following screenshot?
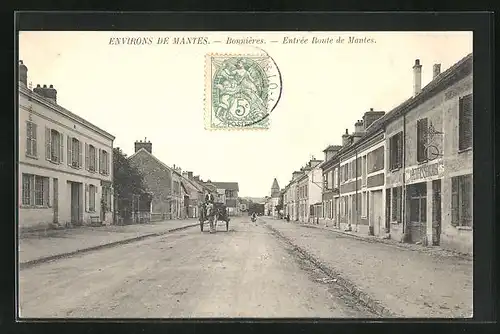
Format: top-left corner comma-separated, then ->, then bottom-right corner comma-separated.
405,161 -> 444,183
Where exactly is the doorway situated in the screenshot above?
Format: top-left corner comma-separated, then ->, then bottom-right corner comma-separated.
407,182 -> 427,244
370,190 -> 383,236
432,179 -> 442,245
53,178 -> 58,223
70,182 -> 81,224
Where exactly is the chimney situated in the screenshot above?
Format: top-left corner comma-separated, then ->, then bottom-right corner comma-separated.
323,145 -> 342,161
45,84 -> 57,104
363,108 -> 385,129
187,171 -> 193,179
292,171 -> 303,180
134,138 -> 152,154
354,119 -> 364,133
413,59 -> 422,96
342,129 -> 351,146
433,63 -> 441,79
19,60 -> 28,86
33,84 -> 43,95
309,159 -> 323,168
182,171 -> 188,178
193,175 -> 200,182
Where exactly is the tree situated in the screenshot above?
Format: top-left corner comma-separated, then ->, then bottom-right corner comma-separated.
113,147 -> 148,201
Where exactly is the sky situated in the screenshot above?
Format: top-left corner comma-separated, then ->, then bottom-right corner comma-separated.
18,31 -> 472,197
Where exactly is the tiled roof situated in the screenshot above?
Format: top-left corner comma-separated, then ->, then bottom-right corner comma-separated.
211,182 -> 240,191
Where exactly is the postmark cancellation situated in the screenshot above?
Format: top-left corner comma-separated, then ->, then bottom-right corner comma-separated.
204,53 -> 282,130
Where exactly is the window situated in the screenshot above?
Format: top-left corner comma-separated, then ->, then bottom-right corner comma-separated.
327,170 -> 333,189
417,118 -> 428,163
451,174 -> 472,227
87,144 -> 97,172
68,137 -> 83,168
361,191 -> 367,217
89,184 -> 96,212
21,174 -> 49,207
459,94 -> 473,151
356,157 -> 362,177
390,132 -> 403,170
391,187 -> 402,223
367,146 -> 385,173
26,121 -> 37,157
45,127 -> 63,163
99,149 -> 110,175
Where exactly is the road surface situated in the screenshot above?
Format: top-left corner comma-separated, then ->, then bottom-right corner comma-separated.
19,217 -> 375,318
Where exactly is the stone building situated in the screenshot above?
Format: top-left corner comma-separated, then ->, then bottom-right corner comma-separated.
18,61 -> 115,231
320,145 -> 342,226
128,141 -> 197,220
384,54 -> 473,254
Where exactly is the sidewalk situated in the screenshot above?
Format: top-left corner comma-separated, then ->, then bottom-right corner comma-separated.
267,219 -> 473,318
19,219 -> 199,265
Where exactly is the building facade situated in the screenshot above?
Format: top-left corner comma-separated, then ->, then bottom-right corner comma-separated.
211,182 -> 240,216
18,61 -> 115,231
320,145 -> 342,226
385,55 -> 473,254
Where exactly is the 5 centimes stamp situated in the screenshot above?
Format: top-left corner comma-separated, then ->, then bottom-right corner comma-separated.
205,52 -> 282,130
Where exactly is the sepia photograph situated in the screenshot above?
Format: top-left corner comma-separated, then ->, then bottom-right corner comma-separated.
17,30 -> 473,319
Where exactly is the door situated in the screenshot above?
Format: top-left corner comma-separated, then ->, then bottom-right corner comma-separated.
408,183 -> 427,244
370,190 -> 383,236
70,182 -> 80,224
53,178 -> 58,223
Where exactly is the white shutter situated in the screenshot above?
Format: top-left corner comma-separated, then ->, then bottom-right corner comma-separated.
25,122 -> 31,156
85,143 -> 89,171
98,149 -> 102,173
67,136 -> 72,166
94,148 -> 98,173
45,127 -> 51,160
32,123 -> 37,157
79,141 -> 83,168
59,133 -> 64,164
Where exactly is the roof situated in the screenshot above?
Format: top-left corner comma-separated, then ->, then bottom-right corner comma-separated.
211,182 -> 239,191
19,84 -> 115,141
323,53 -> 473,164
271,178 -> 280,191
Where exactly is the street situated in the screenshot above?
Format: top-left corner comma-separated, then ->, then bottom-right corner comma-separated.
18,216 -> 472,318
19,217 -> 374,318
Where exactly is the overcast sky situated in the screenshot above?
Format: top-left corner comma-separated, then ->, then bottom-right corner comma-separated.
19,31 -> 472,197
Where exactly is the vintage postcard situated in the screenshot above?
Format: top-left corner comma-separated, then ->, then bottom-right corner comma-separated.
17,31 -> 473,319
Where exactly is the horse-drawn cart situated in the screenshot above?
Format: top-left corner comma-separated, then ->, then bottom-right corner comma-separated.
199,201 -> 230,233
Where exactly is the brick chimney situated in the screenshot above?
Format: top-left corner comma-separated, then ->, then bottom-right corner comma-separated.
19,60 -> 28,86
354,119 -> 364,134
363,108 -> 385,129
33,84 -> 57,104
292,171 -> 303,180
342,129 -> 351,146
413,59 -> 422,96
193,175 -> 200,182
134,138 -> 152,154
433,63 -> 441,79
309,158 -> 323,168
187,171 -> 193,179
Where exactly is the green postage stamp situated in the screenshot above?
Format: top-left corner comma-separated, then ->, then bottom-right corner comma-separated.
205,52 -> 282,130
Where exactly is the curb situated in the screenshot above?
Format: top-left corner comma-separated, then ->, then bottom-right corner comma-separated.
19,223 -> 199,270
266,224 -> 396,318
299,223 -> 473,261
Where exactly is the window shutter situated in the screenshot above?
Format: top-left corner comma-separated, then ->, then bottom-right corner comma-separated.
85,143 -> 89,170
79,141 -> 83,168
85,184 -> 89,212
32,123 -> 37,157
67,136 -> 72,166
95,148 -> 98,173
59,134 -> 64,163
26,122 -> 31,155
397,133 -> 403,167
45,178 -> 50,207
99,149 -> 102,173
45,127 -> 51,160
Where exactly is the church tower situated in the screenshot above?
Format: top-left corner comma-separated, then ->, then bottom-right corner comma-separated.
271,178 -> 280,198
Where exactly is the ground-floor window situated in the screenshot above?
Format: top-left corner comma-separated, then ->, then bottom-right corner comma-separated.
408,183 -> 426,223
22,173 -> 49,207
391,186 -> 402,223
451,174 -> 472,227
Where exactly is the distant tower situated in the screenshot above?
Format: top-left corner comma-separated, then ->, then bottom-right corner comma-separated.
271,178 -> 280,198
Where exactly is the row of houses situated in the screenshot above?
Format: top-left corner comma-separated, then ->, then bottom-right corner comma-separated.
18,60 -> 239,232
281,54 -> 473,255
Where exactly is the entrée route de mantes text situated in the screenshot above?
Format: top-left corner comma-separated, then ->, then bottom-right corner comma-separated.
108,36 -> 375,45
